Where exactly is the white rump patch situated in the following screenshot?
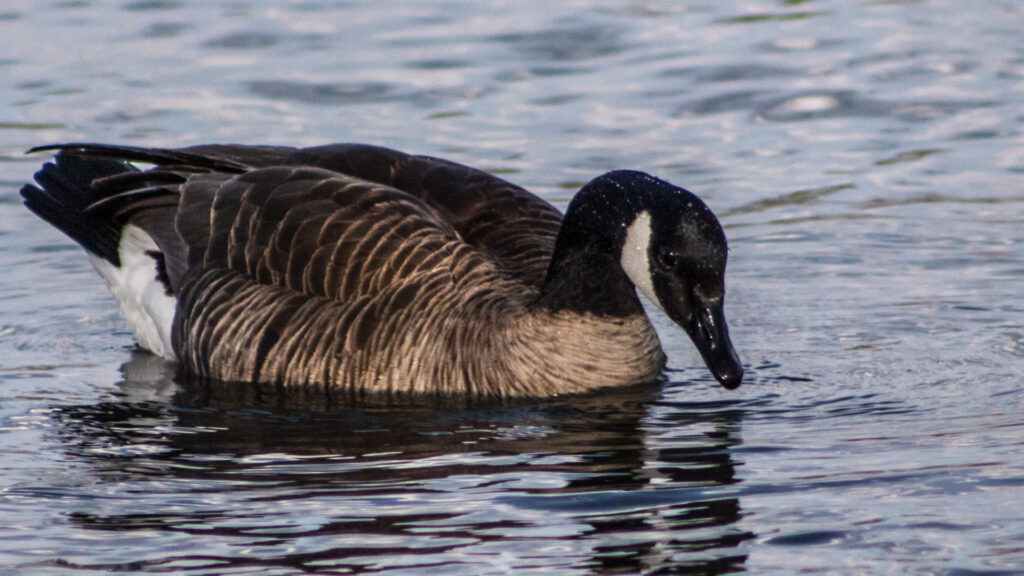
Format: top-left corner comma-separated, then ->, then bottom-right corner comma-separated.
620,211 -> 663,312
89,225 -> 177,360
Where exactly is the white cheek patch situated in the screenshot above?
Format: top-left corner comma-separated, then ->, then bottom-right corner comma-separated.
89,225 -> 178,360
620,211 -> 663,312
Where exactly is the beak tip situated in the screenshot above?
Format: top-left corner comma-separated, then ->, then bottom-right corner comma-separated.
715,367 -> 743,390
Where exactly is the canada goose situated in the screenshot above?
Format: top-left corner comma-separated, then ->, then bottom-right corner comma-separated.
21,143 -> 743,396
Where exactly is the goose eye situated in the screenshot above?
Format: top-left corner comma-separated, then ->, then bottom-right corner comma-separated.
656,247 -> 679,270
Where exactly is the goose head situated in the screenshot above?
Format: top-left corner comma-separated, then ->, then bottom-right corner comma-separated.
545,170 -> 744,389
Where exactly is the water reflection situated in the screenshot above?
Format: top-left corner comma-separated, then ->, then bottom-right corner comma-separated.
47,353 -> 752,574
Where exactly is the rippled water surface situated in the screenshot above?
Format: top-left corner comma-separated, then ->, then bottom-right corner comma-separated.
2,1 -> 1023,574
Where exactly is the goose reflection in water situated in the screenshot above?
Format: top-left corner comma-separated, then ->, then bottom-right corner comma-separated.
51,352 -> 752,574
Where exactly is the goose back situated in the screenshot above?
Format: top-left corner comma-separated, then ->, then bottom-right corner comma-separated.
185,143 -> 565,288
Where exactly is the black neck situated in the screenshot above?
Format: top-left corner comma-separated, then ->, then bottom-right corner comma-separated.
535,226 -> 645,317
535,170 -> 673,317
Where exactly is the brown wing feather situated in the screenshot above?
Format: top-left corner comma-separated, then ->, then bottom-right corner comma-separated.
179,165 -> 468,299
283,144 -> 564,287
163,163 -> 528,391
117,142 -> 564,286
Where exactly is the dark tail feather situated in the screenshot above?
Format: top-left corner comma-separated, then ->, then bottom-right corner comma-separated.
28,143 -> 250,173
21,151 -> 138,265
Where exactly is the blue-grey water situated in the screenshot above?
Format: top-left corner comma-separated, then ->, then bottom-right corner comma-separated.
2,1 -> 1023,574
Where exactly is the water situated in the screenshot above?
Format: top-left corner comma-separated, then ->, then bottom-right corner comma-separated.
1,0 -> 1023,573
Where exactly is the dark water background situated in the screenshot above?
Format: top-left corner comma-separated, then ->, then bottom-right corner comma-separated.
1,1 -> 1023,574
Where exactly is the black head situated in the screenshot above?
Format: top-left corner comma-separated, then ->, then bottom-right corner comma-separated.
559,170 -> 744,389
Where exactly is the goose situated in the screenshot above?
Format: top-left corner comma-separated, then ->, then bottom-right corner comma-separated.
21,143 -> 743,397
